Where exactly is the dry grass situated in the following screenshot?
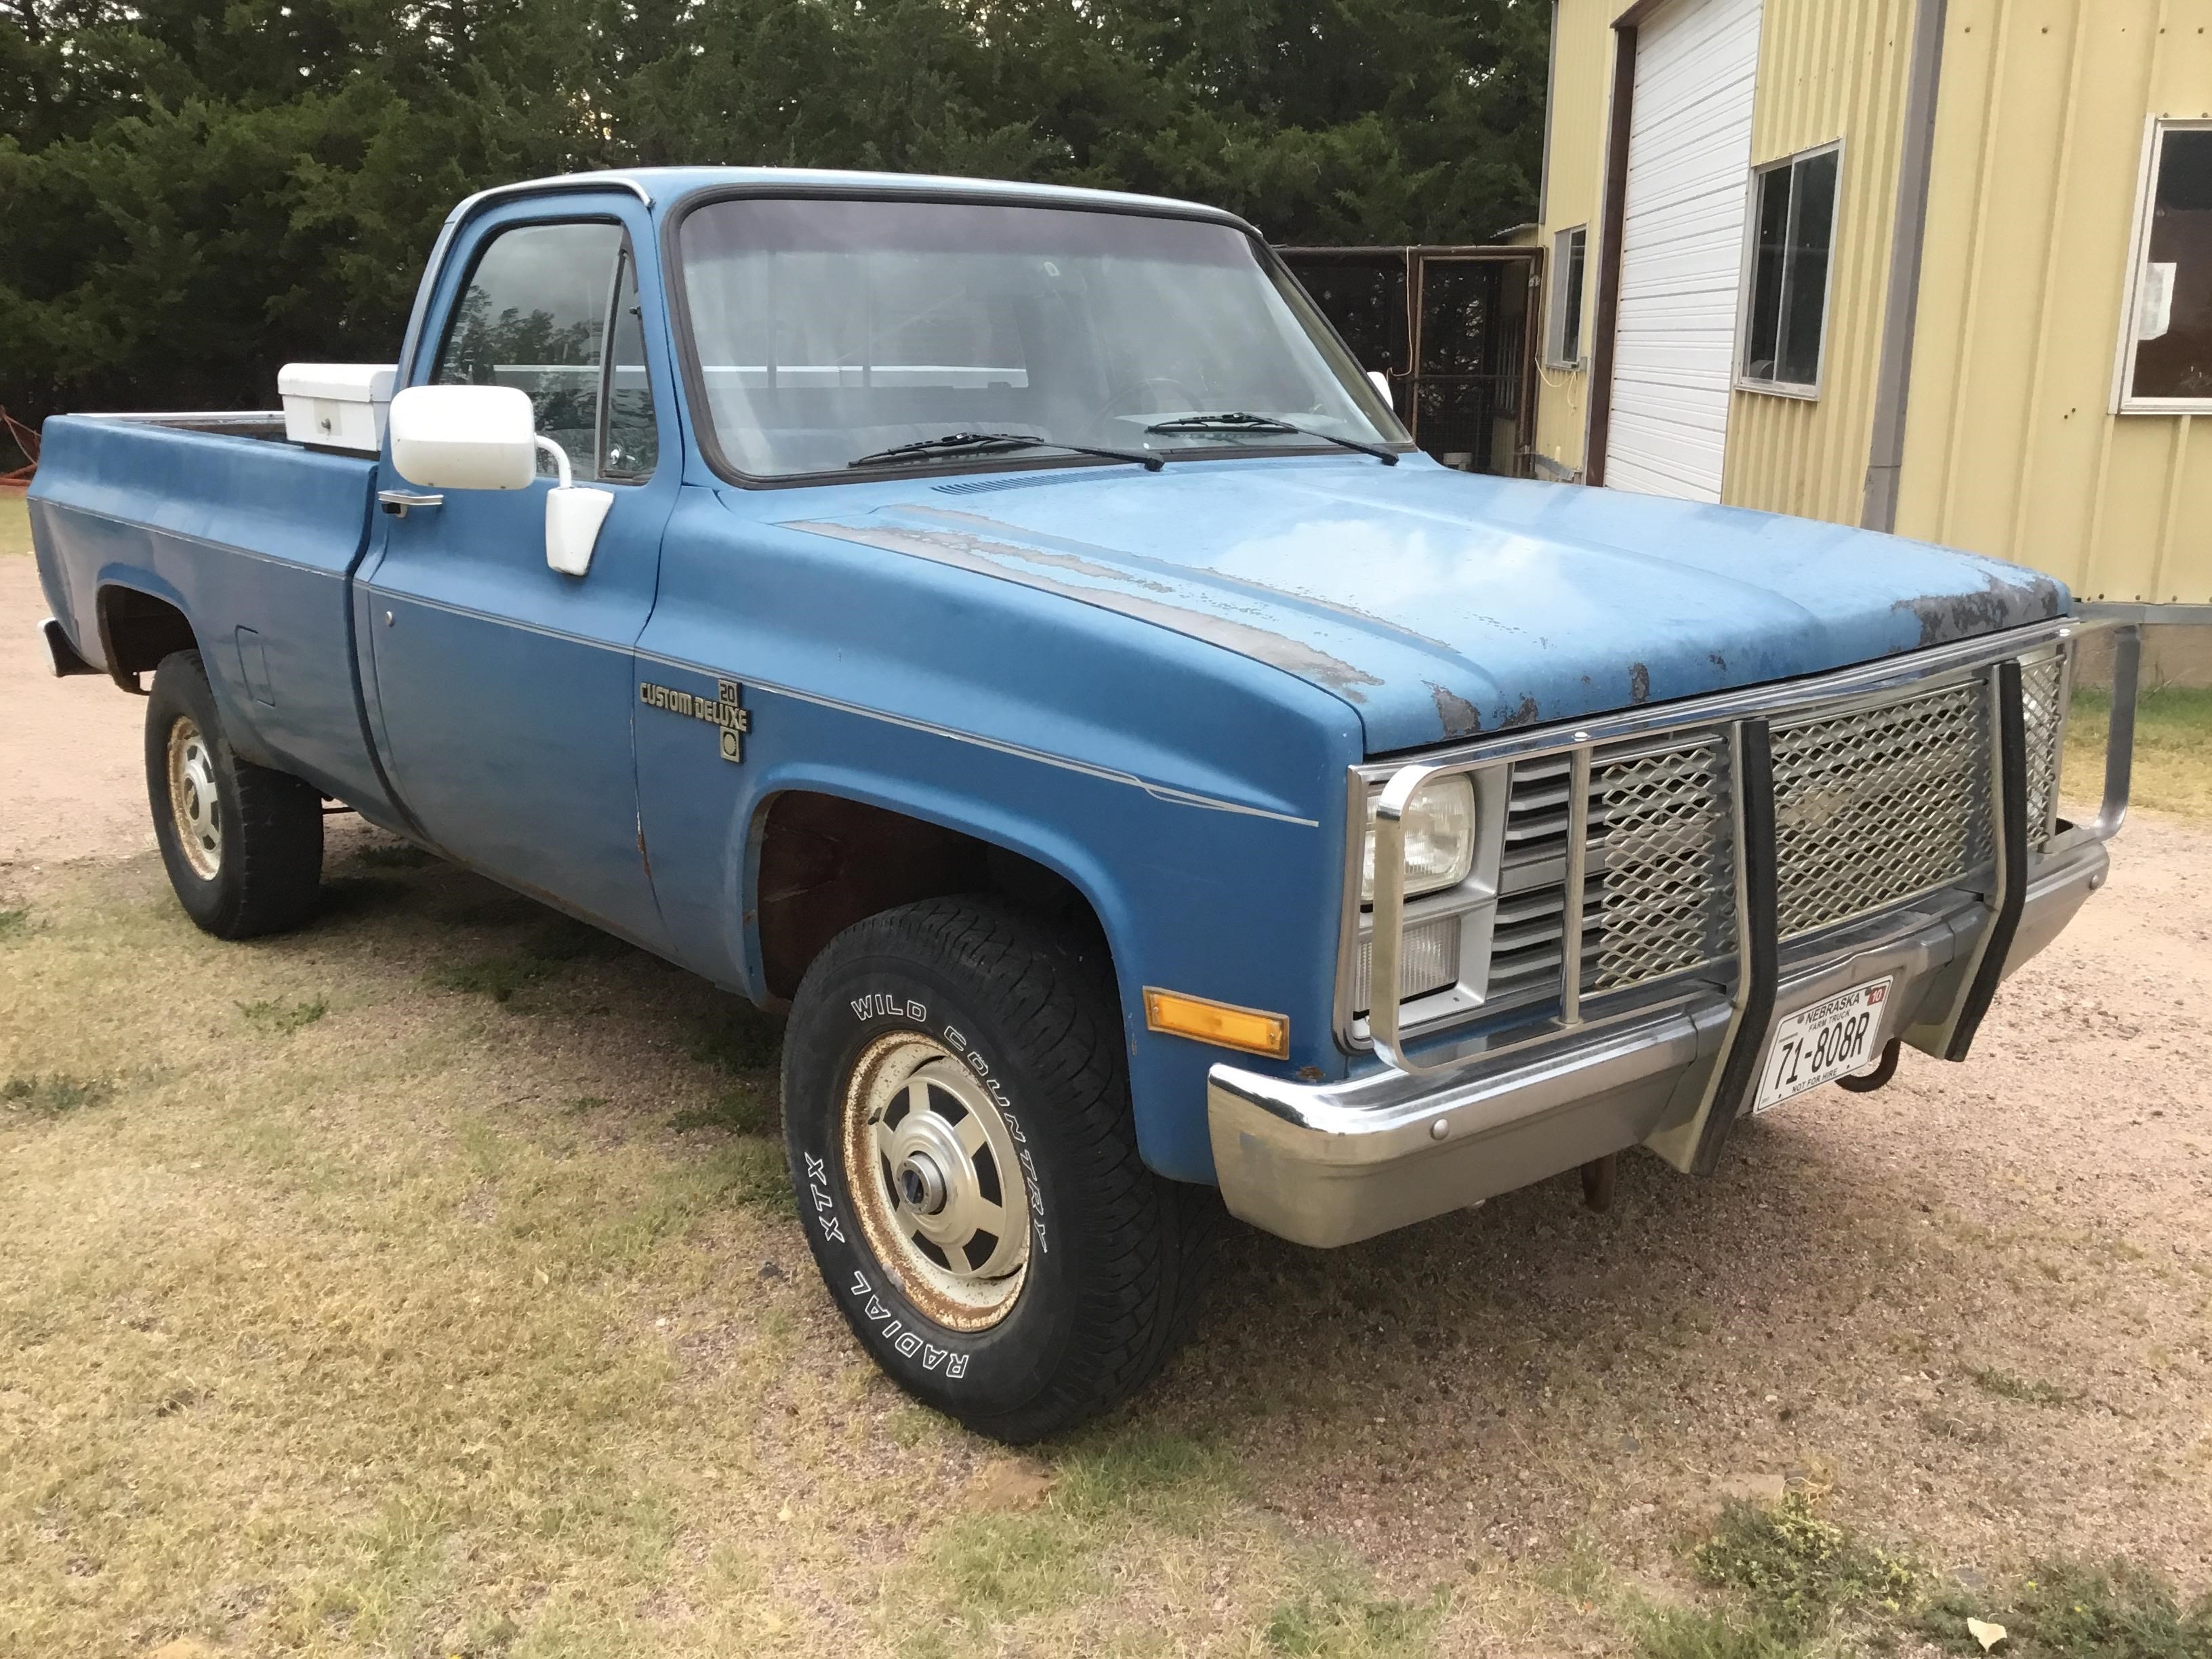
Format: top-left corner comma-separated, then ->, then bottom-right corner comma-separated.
1,491 -> 30,554
6,823 -> 2209,1658
2066,687 -> 2212,821
0,841 -> 1458,1658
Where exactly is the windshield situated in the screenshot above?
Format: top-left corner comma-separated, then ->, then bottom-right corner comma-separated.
675,197 -> 1408,478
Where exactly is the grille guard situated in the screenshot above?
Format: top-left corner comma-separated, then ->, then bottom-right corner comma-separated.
1351,617 -> 2141,1168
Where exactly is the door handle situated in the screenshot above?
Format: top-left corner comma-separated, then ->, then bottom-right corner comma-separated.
378,490 -> 444,517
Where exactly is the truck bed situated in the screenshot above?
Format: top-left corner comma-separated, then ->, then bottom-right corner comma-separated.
30,412 -> 401,823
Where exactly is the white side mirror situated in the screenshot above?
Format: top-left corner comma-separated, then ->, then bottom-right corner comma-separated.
388,384 -> 613,576
388,384 -> 537,489
533,436 -> 615,578
1368,369 -> 1395,410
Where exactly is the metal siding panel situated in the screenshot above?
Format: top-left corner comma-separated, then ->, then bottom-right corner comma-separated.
1820,3 -> 1897,520
1896,3 -> 1996,535
2005,1 -> 2135,589
1726,0 -> 1912,525
2149,417 -> 2206,601
1611,0 -> 1767,501
1533,0 -> 1618,476
1944,3 -> 2075,555
2090,419 -> 2182,597
2150,0 -> 2212,110
1896,0 -> 2211,602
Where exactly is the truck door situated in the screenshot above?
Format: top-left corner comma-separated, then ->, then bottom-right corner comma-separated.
363,198 -> 676,946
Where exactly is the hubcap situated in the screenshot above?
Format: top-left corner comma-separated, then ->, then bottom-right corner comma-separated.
165,718 -> 223,880
840,1031 -> 1032,1331
899,1153 -> 949,1214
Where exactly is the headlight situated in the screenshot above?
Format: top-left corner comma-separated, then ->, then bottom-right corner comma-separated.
1360,773 -> 1477,903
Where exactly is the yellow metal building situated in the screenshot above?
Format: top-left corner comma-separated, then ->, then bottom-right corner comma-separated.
1532,0 -> 2212,609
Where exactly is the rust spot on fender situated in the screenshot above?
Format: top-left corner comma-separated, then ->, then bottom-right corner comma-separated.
1893,574 -> 2060,648
1428,682 -> 1483,739
787,517 -> 1386,701
1494,693 -> 1542,730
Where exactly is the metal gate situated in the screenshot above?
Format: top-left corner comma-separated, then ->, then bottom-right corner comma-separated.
1277,245 -> 1541,477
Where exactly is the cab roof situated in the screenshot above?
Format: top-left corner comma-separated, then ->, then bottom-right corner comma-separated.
445,167 -> 1257,237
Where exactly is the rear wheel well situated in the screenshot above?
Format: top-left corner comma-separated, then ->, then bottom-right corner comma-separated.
98,586 -> 198,690
756,791 -> 1110,1003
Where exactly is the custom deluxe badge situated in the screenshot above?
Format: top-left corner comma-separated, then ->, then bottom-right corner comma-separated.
639,677 -> 750,763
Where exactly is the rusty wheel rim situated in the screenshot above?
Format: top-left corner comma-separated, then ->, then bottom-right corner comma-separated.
165,717 -> 223,880
840,1031 -> 1031,1332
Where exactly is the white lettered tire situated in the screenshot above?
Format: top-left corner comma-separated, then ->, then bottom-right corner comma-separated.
781,897 -> 1211,1442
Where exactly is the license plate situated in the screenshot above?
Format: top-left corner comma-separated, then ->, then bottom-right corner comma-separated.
1753,978 -> 1893,1113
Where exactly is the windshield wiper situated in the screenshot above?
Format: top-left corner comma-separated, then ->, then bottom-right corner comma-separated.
1143,411 -> 1399,465
847,432 -> 1164,472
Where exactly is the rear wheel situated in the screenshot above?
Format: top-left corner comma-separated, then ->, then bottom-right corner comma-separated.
782,896 -> 1211,1443
146,650 -> 323,938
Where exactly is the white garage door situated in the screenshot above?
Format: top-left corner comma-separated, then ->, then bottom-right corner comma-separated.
1606,0 -> 1764,502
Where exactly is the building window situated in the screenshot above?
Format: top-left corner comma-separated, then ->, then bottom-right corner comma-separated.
2118,121 -> 2212,411
1547,226 -> 1587,367
1739,144 -> 1841,395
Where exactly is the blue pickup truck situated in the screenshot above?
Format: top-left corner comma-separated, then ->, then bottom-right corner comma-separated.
31,167 -> 2130,1441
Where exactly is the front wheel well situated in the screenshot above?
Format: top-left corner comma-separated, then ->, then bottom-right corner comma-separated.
98,585 -> 199,690
754,791 -> 1110,1003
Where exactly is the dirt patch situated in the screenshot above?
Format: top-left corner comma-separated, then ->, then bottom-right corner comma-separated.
2,507 -> 154,866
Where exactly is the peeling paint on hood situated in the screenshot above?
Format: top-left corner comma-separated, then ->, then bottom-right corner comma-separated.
785,511 -> 1387,699
781,457 -> 2066,754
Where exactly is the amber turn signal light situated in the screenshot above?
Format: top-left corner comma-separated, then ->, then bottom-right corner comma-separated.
1142,988 -> 1290,1061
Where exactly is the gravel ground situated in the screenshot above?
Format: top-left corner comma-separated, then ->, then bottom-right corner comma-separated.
1175,808 -> 2212,1587
5,515 -> 2207,1654
3,520 -> 160,863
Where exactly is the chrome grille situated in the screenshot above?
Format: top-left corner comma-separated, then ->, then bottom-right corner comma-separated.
2021,654 -> 2066,840
1771,680 -> 1990,937
1590,737 -> 1736,991
1491,757 -> 1602,1005
1460,653 -> 2068,1015
1351,642 -> 2074,1050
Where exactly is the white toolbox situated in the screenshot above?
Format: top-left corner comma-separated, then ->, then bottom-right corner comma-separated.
278,363 -> 396,453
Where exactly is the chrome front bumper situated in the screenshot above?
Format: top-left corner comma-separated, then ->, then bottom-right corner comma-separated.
1208,830 -> 2110,1249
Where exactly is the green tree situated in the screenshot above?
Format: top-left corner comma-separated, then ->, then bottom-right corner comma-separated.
0,0 -> 1547,444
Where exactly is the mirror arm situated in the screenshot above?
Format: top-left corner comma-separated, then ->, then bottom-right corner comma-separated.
533,435 -> 573,490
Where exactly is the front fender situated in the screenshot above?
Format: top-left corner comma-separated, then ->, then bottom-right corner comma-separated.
633,483 -> 1367,1184
732,762 -> 1142,1010
635,707 -> 1356,1187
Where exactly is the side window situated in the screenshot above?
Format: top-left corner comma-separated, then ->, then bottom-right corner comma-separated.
1547,226 -> 1587,367
602,249 -> 658,480
434,221 -> 659,482
1740,146 -> 1841,394
2119,123 -> 2212,409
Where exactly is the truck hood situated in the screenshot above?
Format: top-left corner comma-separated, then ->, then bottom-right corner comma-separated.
783,458 -> 2065,754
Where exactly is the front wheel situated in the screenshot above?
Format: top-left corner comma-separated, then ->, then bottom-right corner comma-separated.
782,897 -> 1210,1443
146,650 -> 324,938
